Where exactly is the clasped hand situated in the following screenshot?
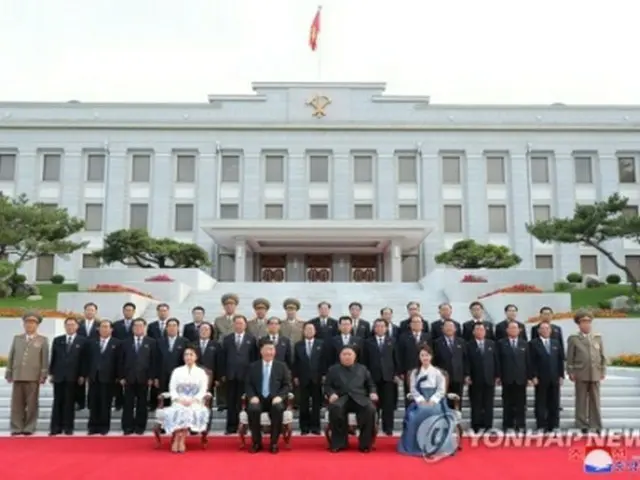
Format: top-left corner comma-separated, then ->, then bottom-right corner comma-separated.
180,398 -> 192,407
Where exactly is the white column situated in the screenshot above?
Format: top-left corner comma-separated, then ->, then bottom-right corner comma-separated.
234,240 -> 246,282
390,239 -> 402,283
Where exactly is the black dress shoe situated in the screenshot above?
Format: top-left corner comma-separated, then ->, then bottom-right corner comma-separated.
330,447 -> 342,453
384,431 -> 393,436
134,430 -> 145,435
49,431 -> 61,436
310,429 -> 321,435
217,406 -> 227,412
22,432 -> 33,436
123,431 -> 134,435
10,432 -> 21,436
270,444 -> 279,454
300,430 -> 309,435
100,431 -> 110,436
63,430 -> 74,435
359,447 -> 371,453
249,444 -> 262,453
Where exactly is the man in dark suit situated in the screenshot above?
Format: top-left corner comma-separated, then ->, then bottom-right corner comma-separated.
328,316 -> 363,366
530,320 -> 564,431
147,303 -> 171,340
48,317 -> 87,435
495,304 -> 528,342
156,318 -> 187,393
76,302 -> 100,410
497,320 -> 532,431
87,320 -> 121,435
398,301 -> 427,334
262,317 -> 293,369
308,301 -> 339,340
195,322 -> 218,392
430,303 -> 462,341
397,314 -> 431,406
325,346 -> 378,452
462,301 -> 495,342
530,306 -> 564,349
245,340 -> 292,453
348,302 -> 371,338
183,305 -> 207,343
119,318 -> 157,435
220,314 -> 259,434
379,307 -> 400,340
363,319 -> 400,435
433,319 -> 466,409
293,322 -> 326,435
111,302 -> 137,411
464,323 -> 499,432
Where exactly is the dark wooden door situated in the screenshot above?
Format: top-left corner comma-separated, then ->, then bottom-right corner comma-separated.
260,255 -> 286,282
306,254 -> 332,282
351,255 -> 378,282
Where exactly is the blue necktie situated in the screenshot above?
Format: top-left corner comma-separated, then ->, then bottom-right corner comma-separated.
262,364 -> 270,397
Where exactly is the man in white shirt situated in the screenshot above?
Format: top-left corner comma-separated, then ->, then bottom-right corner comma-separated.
76,302 -> 100,410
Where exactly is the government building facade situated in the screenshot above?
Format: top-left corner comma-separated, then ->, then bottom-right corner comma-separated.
0,81 -> 639,283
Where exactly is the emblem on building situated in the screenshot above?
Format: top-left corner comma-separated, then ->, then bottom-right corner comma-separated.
306,94 -> 331,118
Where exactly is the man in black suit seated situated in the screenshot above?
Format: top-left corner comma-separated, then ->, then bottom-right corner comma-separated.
87,320 -> 121,435
430,303 -> 462,341
48,317 -> 88,435
397,314 -> 431,406
398,301 -> 427,334
363,319 -> 400,435
119,318 -> 157,435
245,339 -> 292,454
379,307 -> 400,341
293,322 -> 326,435
530,306 -> 564,349
309,301 -> 339,340
328,316 -> 363,366
348,302 -> 371,338
495,304 -> 528,342
324,346 -> 378,453
433,319 -> 466,409
262,317 -> 293,369
462,301 -> 495,342
529,320 -> 565,432
156,318 -> 187,393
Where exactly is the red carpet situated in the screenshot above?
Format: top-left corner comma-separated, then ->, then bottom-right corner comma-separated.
0,436 -> 634,479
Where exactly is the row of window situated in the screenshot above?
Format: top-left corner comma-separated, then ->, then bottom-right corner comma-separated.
534,254 -> 640,279
1,151 -> 639,185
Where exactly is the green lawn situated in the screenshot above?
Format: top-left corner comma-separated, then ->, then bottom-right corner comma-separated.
0,283 -> 77,309
569,284 -> 639,316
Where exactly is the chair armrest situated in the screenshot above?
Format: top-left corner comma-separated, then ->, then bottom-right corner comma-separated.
203,392 -> 213,408
285,393 -> 295,409
446,393 -> 461,409
240,394 -> 247,410
157,392 -> 171,409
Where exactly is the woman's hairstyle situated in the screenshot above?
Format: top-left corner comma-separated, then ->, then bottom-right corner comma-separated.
184,344 -> 199,358
414,343 -> 433,369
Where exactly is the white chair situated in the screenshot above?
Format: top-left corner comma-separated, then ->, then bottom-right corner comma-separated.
152,392 -> 213,450
238,393 -> 295,449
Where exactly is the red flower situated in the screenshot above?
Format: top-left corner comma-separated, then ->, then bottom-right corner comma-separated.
145,274 -> 174,282
461,274 -> 488,283
88,284 -> 153,299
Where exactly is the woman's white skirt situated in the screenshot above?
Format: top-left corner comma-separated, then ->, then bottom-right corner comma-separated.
157,403 -> 211,434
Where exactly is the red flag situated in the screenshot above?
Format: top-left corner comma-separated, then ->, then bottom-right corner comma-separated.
309,7 -> 321,51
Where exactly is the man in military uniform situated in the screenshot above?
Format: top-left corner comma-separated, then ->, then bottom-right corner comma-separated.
213,293 -> 239,411
247,298 -> 270,339
566,310 -> 606,433
281,298 -> 305,345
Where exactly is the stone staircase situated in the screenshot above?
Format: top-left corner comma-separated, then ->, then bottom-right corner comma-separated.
2,371 -> 639,434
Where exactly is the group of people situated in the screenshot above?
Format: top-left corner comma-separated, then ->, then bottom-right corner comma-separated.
4,294 -> 606,456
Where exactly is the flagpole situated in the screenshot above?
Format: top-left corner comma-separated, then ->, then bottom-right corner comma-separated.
315,5 -> 322,82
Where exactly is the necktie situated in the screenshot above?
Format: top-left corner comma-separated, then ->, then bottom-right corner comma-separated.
378,338 -> 384,350
321,318 -> 326,327
66,336 -> 72,351
511,340 -> 517,349
262,364 -> 270,397
135,338 -> 141,352
415,334 -> 420,344
447,338 -> 453,350
160,321 -> 165,332
169,339 -> 174,352
236,335 -> 241,347
125,321 -> 130,331
343,336 -> 348,345
544,339 -> 550,353
306,341 -> 312,357
100,339 -> 106,353
479,341 -> 484,352
201,340 -> 206,351
271,335 -> 276,343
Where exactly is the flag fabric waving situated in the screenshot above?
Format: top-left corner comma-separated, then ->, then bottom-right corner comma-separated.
309,7 -> 321,51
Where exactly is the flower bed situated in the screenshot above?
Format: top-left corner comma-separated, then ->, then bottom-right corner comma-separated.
610,354 -> 640,367
88,284 -> 154,299
145,274 -> 174,282
461,274 -> 488,283
0,308 -> 83,319
478,284 -> 543,299
526,309 -> 628,323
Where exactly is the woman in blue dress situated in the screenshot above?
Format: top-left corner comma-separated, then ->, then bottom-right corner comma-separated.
398,345 -> 459,458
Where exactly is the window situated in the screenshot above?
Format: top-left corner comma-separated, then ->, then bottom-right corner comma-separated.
221,155 -> 240,182
309,204 -> 329,219
175,204 -> 194,231
531,156 -> 550,183
533,205 -> 551,222
220,204 -> 239,219
84,203 -> 104,231
309,155 -> 329,182
442,156 -> 461,184
580,255 -> 598,275
618,157 -> 637,183
488,205 -> 507,233
0,154 -> 16,181
486,156 -> 505,183
129,204 -> 149,230
265,204 -> 284,219
353,155 -> 373,183
82,254 -> 100,268
443,205 -> 462,233
87,154 -> 106,182
397,155 -> 416,183
42,154 -> 61,181
264,155 -> 284,183
354,204 -> 373,219
36,255 -> 54,281
398,204 -> 418,220
131,154 -> 151,182
625,255 -> 640,282
623,205 -> 639,218
574,156 -> 593,184
535,255 -> 554,269
176,155 -> 196,183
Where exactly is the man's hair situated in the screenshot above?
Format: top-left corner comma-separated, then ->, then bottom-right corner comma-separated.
132,318 -> 146,327
469,301 -> 483,310
83,302 -> 98,310
259,338 -> 275,349
166,318 -> 180,327
192,306 -> 205,314
539,306 -> 553,314
504,304 -> 518,312
122,302 -> 136,310
338,316 -> 352,324
233,314 -> 247,323
317,301 -> 331,309
157,303 -> 170,310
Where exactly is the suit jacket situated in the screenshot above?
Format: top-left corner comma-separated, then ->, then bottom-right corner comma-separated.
5,334 -> 49,382
87,337 -> 121,383
245,360 -> 291,400
281,319 -> 305,344
464,339 -> 499,386
399,317 -> 429,335
350,319 -> 371,338
112,318 -> 135,340
196,339 -> 220,381
363,336 -> 399,383
462,319 -> 495,342
495,320 -> 528,342
183,321 -> 203,343
261,335 -> 293,368
147,320 -> 168,340
497,337 -> 531,385
324,363 -> 376,407
397,331 -> 432,373
384,322 -> 401,341
220,332 -> 259,381
120,336 -> 157,383
247,318 -> 269,339
293,338 -> 326,385
157,336 -> 187,381
433,335 -> 466,383
329,334 -> 363,365
531,324 -> 564,350
77,319 -> 100,340
529,337 -> 565,385
49,334 -> 88,382
308,316 -> 339,340
566,333 -> 606,382
214,315 -> 235,340
430,319 -> 462,341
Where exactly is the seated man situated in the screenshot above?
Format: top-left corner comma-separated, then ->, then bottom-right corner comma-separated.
324,346 -> 378,453
245,339 -> 291,454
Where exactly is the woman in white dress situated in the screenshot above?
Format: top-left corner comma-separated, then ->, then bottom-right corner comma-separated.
157,345 -> 211,453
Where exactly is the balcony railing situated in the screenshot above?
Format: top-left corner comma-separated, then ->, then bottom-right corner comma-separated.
306,267 -> 332,282
260,267 -> 286,282
351,267 -> 377,282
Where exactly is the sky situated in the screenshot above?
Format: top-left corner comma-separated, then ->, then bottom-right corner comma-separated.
1,0 -> 638,104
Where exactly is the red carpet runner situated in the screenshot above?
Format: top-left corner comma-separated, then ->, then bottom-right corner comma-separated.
0,436 -> 630,479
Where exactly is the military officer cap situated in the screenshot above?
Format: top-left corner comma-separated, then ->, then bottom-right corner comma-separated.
283,298 -> 301,311
22,311 -> 42,324
253,298 -> 271,310
221,293 -> 239,306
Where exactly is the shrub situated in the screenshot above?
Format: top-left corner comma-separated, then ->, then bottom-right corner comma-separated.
606,274 -> 621,284
597,300 -> 612,309
50,274 -> 65,284
566,272 -> 583,283
88,284 -> 153,299
12,274 -> 26,284
478,284 -> 542,299
145,274 -> 174,282
460,274 -> 488,283
554,281 -> 573,292
587,280 -> 604,288
610,355 -> 640,367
